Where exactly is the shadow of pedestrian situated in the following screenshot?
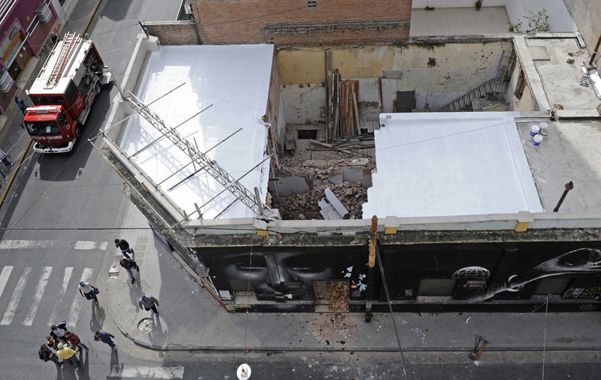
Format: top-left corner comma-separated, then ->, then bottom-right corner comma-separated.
149,315 -> 168,347
90,302 -> 106,332
54,363 -> 63,380
128,280 -> 142,306
75,349 -> 90,380
109,348 -> 123,379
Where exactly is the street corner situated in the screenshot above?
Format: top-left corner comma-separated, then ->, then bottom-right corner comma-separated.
128,312 -> 172,350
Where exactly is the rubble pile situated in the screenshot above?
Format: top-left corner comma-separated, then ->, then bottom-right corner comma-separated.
327,281 -> 349,312
280,158 -> 373,180
275,182 -> 366,220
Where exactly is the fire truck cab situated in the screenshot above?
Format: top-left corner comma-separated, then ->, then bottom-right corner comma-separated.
25,32 -> 110,153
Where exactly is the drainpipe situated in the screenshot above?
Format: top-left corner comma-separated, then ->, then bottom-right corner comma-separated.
553,181 -> 574,212
365,215 -> 378,322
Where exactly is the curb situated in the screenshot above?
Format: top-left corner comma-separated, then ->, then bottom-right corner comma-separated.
0,138 -> 32,209
83,0 -> 104,36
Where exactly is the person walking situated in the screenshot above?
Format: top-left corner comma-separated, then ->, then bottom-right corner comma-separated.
0,148 -> 14,169
38,343 -> 61,366
50,324 -> 67,342
79,281 -> 99,303
14,96 -> 26,114
65,331 -> 88,351
56,343 -> 79,366
138,294 -> 160,314
114,238 -> 134,259
94,330 -> 115,348
119,257 -> 139,284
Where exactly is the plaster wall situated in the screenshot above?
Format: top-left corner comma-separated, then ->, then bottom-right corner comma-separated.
281,84 -> 325,125
277,41 -> 512,114
505,0 -> 576,33
563,0 -> 601,57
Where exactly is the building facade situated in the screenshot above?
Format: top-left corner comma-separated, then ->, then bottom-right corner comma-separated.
0,0 -> 58,113
190,0 -> 412,46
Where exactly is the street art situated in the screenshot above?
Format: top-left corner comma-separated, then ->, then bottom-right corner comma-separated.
468,248 -> 601,302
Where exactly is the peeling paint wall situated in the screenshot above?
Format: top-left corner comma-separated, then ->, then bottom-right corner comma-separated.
277,40 -> 513,118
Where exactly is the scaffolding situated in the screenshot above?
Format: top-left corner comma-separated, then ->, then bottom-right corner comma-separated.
124,91 -> 270,218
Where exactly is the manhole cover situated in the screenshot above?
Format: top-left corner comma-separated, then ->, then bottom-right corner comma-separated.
137,317 -> 154,333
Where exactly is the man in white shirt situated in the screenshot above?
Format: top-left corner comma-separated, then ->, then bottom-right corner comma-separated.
78,281 -> 98,303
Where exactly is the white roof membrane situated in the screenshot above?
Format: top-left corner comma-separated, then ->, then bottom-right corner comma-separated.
363,112 -> 543,218
119,45 -> 274,219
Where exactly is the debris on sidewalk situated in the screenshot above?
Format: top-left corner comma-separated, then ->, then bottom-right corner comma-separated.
469,335 -> 489,362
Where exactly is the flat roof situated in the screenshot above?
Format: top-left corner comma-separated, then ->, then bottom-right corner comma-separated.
119,44 -> 274,219
364,112 -> 543,218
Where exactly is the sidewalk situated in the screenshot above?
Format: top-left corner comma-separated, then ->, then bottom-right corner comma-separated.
106,202 -> 601,353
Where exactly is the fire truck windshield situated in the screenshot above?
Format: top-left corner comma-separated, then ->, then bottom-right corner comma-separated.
26,121 -> 61,136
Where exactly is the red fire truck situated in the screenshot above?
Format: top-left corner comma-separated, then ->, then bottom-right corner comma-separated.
24,32 -> 110,153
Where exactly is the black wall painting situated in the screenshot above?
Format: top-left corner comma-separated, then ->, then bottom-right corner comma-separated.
196,241 -> 601,310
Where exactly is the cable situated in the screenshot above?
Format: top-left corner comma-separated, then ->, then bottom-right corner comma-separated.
375,243 -> 409,380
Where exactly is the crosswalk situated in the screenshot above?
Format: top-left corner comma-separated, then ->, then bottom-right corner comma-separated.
0,265 -> 97,329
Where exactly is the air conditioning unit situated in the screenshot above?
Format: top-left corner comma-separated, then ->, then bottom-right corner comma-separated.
0,70 -> 14,92
36,2 -> 52,23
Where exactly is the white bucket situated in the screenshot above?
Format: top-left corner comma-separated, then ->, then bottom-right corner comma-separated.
539,122 -> 549,136
532,134 -> 543,147
529,125 -> 540,136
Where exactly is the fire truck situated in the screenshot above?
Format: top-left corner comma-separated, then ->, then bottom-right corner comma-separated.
24,32 -> 110,153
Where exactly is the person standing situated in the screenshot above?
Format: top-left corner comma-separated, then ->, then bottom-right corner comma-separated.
56,343 -> 79,366
114,238 -> 134,259
50,324 -> 67,342
65,331 -> 88,351
14,96 -> 26,114
94,330 -> 115,348
79,281 -> 99,303
38,343 -> 61,366
138,294 -> 160,314
119,258 -> 139,284
0,148 -> 14,168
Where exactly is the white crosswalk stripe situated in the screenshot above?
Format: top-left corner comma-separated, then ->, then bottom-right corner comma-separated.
110,366 -> 184,379
67,267 -> 94,328
23,266 -> 52,326
0,266 -> 13,300
48,267 -> 73,326
1,267 -> 31,325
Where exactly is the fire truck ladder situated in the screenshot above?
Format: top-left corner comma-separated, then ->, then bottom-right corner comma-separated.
124,91 -> 267,217
45,32 -> 82,88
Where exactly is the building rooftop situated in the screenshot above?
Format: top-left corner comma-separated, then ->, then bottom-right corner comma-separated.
117,44 -> 274,219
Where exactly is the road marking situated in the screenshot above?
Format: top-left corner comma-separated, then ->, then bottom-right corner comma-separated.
0,240 -> 56,249
1,267 -> 31,325
0,266 -> 13,300
67,268 -> 93,328
48,267 -> 73,325
23,266 -> 53,326
74,241 -> 108,250
110,366 -> 184,379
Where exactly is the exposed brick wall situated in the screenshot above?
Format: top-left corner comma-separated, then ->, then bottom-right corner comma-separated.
191,0 -> 412,45
142,21 -> 202,45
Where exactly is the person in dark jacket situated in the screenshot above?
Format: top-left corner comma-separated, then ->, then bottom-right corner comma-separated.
114,238 -> 134,259
39,343 -> 61,366
119,258 -> 139,284
94,330 -> 115,348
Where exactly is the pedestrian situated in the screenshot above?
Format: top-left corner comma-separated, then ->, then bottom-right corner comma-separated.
114,238 -> 134,259
56,342 -> 79,365
46,336 -> 58,350
50,324 -> 67,342
65,331 -> 88,352
78,281 -> 99,303
119,257 -> 139,284
94,330 -> 115,348
0,148 -> 14,168
38,343 -> 61,366
14,96 -> 26,114
138,294 -> 160,314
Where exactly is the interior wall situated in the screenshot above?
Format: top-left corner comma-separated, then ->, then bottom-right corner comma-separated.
277,40 -> 513,120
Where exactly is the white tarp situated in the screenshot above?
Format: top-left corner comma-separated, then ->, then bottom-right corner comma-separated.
363,112 -> 543,218
119,45 -> 274,219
